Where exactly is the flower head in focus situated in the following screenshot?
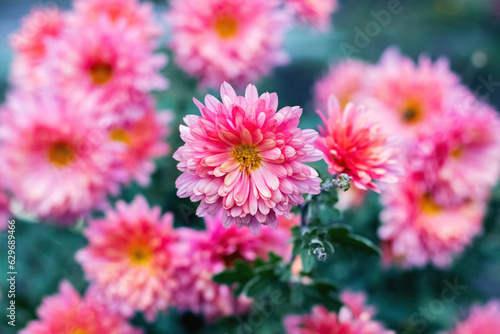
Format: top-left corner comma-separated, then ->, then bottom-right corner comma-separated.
76,196 -> 179,321
315,96 -> 401,192
19,281 -> 142,334
168,0 -> 289,88
0,91 -> 127,223
284,290 -> 394,334
173,213 -> 295,322
444,301 -> 500,334
285,0 -> 339,31
174,82 -> 323,234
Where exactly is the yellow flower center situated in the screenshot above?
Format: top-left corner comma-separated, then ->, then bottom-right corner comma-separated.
89,62 -> 113,85
214,15 -> 239,39
110,127 -> 131,144
48,142 -> 75,167
233,144 -> 261,173
450,146 -> 463,159
128,244 -> 154,265
401,99 -> 423,124
70,330 -> 88,334
421,193 -> 440,215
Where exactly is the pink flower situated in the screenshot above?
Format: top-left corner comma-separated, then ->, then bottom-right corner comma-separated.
360,48 -> 461,139
103,90 -> 172,185
420,103 -> 500,200
174,83 -> 323,234
0,91 -> 127,223
72,0 -> 162,44
9,7 -> 66,91
49,17 -> 167,101
314,59 -> 369,111
444,301 -> 500,334
174,212 -> 294,322
285,0 -> 338,30
378,173 -> 485,268
284,292 -> 394,334
315,96 -> 400,192
76,196 -> 179,321
19,281 -> 142,334
168,0 -> 289,88
0,185 -> 10,231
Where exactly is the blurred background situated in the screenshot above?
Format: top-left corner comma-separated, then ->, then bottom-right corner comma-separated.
1,0 -> 500,333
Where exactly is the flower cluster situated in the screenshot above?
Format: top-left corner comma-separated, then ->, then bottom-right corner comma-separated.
443,301 -> 500,334
284,290 -> 395,334
314,48 -> 500,267
174,82 -> 323,233
0,0 -> 170,223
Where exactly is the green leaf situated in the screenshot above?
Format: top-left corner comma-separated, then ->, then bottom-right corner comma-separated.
327,225 -> 381,256
300,249 -> 316,273
212,261 -> 254,285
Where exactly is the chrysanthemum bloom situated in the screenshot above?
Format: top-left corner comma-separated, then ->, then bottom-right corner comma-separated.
72,0 -> 161,44
314,59 -> 369,111
103,91 -> 171,185
174,212 -> 293,322
168,0 -> 289,88
315,96 -> 400,192
284,292 -> 394,334
360,48 -> 461,139
378,173 -> 485,268
76,196 -> 179,321
444,301 -> 500,334
0,91 -> 127,223
49,17 -> 167,101
9,7 -> 66,91
19,281 -> 142,334
424,104 -> 500,200
174,83 -> 323,233
285,0 -> 338,31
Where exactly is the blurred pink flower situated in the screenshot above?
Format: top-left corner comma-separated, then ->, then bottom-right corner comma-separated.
9,7 -> 66,91
284,292 -> 394,334
315,97 -> 401,192
378,173 -> 485,268
444,301 -> 500,334
174,83 -> 322,234
314,59 -> 369,111
360,48 -> 461,139
168,0 -> 289,88
103,91 -> 172,186
72,0 -> 162,44
285,0 -> 338,31
336,187 -> 366,211
0,91 -> 127,223
49,17 -> 167,101
76,196 -> 179,321
19,281 -> 142,334
0,185 -> 10,231
173,213 -> 294,322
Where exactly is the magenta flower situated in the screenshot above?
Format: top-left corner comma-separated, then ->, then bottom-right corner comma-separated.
19,281 -> 142,334
49,16 -> 167,101
0,184 -> 10,231
174,83 -> 323,233
76,196 -> 179,321
284,291 -> 394,334
444,301 -> 500,334
173,212 -> 294,322
285,0 -> 339,31
315,96 -> 401,192
314,59 -> 369,112
378,173 -> 485,268
103,90 -> 172,186
168,0 -> 289,88
0,91 -> 127,223
72,0 -> 162,44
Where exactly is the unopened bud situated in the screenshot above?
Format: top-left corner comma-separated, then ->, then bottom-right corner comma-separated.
336,173 -> 352,192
